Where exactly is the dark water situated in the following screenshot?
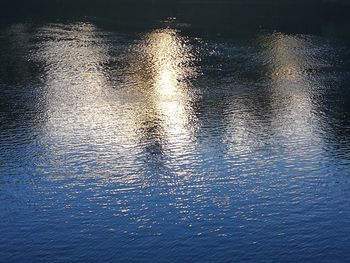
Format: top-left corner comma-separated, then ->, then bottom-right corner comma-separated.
1,2 -> 350,262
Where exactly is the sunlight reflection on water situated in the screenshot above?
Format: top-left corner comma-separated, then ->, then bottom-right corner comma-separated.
1,15 -> 350,262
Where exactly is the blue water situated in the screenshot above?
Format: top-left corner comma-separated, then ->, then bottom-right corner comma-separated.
1,2 -> 350,262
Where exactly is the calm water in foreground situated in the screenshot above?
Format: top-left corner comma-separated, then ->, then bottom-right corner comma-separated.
1,2 -> 350,262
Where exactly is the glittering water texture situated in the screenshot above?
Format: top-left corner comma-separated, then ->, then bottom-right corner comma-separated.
1,3 -> 350,262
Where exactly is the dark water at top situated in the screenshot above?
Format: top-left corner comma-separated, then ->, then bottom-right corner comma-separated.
1,2 -> 350,262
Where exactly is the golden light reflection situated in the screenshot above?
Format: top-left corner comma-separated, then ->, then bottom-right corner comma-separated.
224,33 -> 325,157
35,23 -> 200,187
32,23 -> 204,224
129,28 -> 199,155
262,33 -> 320,138
34,23 -> 145,184
144,29 -> 195,96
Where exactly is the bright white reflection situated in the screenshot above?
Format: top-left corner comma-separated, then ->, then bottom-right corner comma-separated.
141,29 -> 198,145
262,33 -> 323,142
34,23 -> 144,184
145,29 -> 195,96
225,33 -> 325,160
33,23 -> 203,224
35,24 -> 199,187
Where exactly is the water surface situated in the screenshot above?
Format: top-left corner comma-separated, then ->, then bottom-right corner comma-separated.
1,2 -> 350,262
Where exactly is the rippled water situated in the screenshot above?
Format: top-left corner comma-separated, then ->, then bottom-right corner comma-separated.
1,2 -> 350,262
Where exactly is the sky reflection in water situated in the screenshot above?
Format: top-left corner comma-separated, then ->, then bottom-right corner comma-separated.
1,16 -> 350,262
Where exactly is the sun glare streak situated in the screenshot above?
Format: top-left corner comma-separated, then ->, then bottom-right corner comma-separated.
263,33 -> 321,138
34,23 -> 145,184
34,23 -> 200,189
222,33 -> 325,158
134,28 -> 199,149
